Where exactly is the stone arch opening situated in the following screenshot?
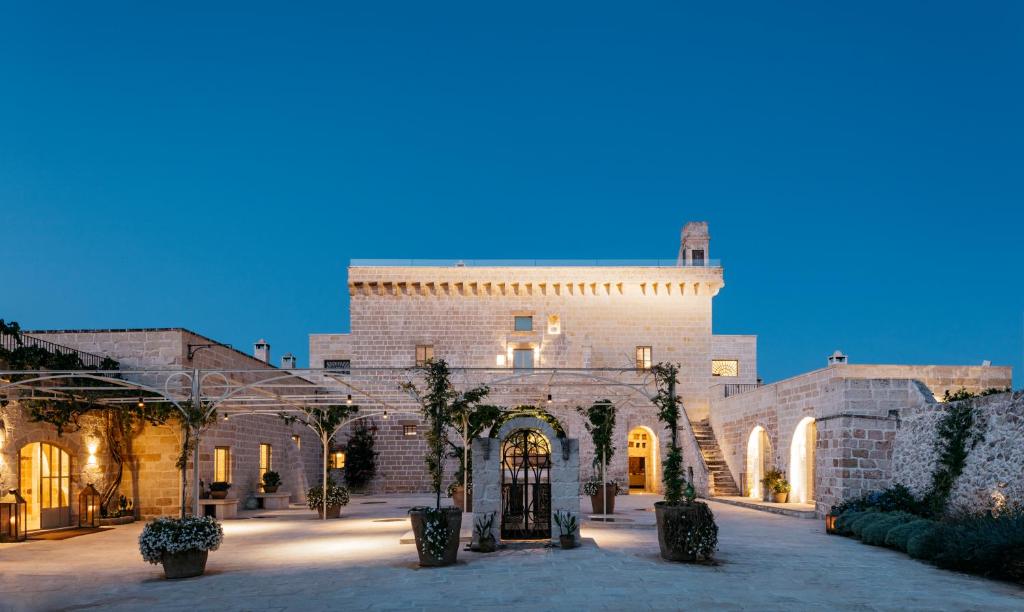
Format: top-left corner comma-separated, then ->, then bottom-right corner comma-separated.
19,441 -> 73,530
626,425 -> 659,493
500,428 -> 551,539
745,426 -> 771,499
789,417 -> 816,504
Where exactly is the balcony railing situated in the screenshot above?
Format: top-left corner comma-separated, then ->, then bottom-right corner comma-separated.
350,258 -> 722,268
0,332 -> 110,369
722,383 -> 762,398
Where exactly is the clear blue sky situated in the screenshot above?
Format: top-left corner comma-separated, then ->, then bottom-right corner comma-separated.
2,2 -> 1021,383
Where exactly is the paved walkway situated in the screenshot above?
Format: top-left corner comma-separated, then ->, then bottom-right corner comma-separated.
1,494 -> 1021,611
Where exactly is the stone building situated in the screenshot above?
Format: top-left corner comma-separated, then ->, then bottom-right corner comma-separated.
0,328 -> 322,528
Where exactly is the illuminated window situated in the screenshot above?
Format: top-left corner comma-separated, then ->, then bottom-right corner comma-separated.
403,425 -> 417,437
291,434 -> 301,449
514,316 -> 533,332
712,360 -> 739,377
513,348 -> 534,371
415,345 -> 434,366
330,450 -> 346,469
259,443 -> 272,483
636,346 -> 652,371
214,447 -> 231,483
547,314 -> 561,335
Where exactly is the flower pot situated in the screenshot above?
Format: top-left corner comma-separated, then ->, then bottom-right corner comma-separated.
409,507 -> 463,567
655,501 -> 716,563
559,534 -> 577,549
316,504 -> 342,519
589,483 -> 617,514
476,536 -> 496,553
263,485 -> 279,494
772,492 -> 789,503
160,549 -> 209,579
451,486 -> 473,512
210,490 -> 228,500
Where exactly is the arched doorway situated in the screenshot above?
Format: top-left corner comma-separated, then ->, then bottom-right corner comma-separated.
745,426 -> 771,499
789,417 -> 817,504
500,429 -> 551,539
19,442 -> 72,530
627,426 -> 658,493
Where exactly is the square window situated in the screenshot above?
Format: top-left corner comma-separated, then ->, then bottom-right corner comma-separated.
415,345 -> 434,367
513,348 -> 534,371
330,450 -> 346,469
403,425 -> 417,437
636,346 -> 652,371
712,359 -> 739,377
691,249 -> 705,265
514,316 -> 533,332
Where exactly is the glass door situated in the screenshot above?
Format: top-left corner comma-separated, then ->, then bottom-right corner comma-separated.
19,442 -> 72,530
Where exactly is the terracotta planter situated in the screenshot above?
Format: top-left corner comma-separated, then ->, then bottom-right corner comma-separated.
559,534 -> 577,549
451,486 -> 473,512
210,490 -> 228,500
160,549 -> 209,579
655,501 -> 715,563
589,483 -> 617,514
263,485 -> 279,494
316,504 -> 342,519
772,492 -> 789,503
409,507 -> 463,567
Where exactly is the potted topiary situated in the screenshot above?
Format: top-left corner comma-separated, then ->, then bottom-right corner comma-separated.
401,359 -> 492,567
262,470 -> 281,493
577,400 -> 617,515
209,481 -> 230,500
139,516 -> 224,579
472,512 -> 497,553
306,478 -> 350,519
554,509 -> 579,549
651,363 -> 719,563
760,468 -> 791,503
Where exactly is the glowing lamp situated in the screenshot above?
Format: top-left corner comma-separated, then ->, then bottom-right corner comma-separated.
137,397 -> 145,409
825,514 -> 838,535
346,394 -> 353,405
382,410 -> 389,420
0,489 -> 27,542
547,394 -> 552,404
78,484 -> 101,528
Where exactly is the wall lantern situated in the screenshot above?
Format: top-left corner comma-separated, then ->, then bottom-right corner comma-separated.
0,488 -> 27,542
346,394 -> 353,405
79,484 -> 101,528
825,513 -> 838,535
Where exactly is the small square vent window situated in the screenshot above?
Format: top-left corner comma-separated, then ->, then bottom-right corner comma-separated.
403,425 -> 417,437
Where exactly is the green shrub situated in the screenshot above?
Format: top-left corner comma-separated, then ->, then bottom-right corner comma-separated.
862,512 -> 917,546
834,510 -> 865,535
885,519 -> 935,552
850,512 -> 886,538
931,510 -> 1024,579
906,523 -> 944,560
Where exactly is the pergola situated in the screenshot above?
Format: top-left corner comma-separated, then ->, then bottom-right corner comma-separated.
0,365 -> 679,520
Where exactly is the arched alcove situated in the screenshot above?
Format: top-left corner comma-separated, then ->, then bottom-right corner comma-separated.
789,417 -> 817,504
626,425 -> 659,493
745,426 -> 771,499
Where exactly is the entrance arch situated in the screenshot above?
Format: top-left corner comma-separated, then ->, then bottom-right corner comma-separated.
626,426 -> 658,493
745,426 -> 771,499
18,442 -> 72,530
789,417 -> 817,504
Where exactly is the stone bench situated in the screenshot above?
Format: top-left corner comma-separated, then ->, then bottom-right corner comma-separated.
198,498 -> 239,520
254,492 -> 291,510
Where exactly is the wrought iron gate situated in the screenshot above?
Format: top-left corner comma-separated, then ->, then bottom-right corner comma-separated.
501,429 -> 551,539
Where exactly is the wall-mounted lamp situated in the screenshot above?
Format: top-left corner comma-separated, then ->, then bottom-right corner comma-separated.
223,413 -> 230,421
0,419 -> 6,450
137,397 -> 145,409
86,440 -> 99,466
547,394 -> 553,404
346,394 -> 353,405
496,354 -> 506,367
382,410 -> 389,420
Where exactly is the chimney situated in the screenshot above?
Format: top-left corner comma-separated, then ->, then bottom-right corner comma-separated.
827,350 -> 848,366
281,353 -> 297,369
254,338 -> 270,363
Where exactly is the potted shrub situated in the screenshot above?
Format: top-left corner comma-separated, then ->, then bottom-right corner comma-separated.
209,481 -> 230,500
262,470 -> 281,493
761,468 -> 791,503
306,478 -> 350,519
577,400 -> 617,515
554,510 -> 579,549
401,359 -> 492,567
139,516 -> 224,579
472,512 -> 497,553
651,363 -> 719,562
447,482 -> 473,513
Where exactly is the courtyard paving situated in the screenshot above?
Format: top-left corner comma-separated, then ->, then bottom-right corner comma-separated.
1,494 -> 1021,611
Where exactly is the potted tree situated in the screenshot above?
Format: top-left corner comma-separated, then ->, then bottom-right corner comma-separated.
554,510 -> 579,549
262,470 -> 281,494
577,400 -> 618,515
402,359 -> 491,567
139,516 -> 224,579
306,478 -> 350,518
208,481 -> 230,500
651,363 -> 719,562
447,402 -> 501,513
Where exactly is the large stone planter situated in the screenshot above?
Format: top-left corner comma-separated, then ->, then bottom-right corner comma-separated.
655,501 -> 715,563
450,486 -> 473,512
160,549 -> 209,579
210,490 -> 228,500
589,483 -> 617,514
316,504 -> 342,519
409,507 -> 463,567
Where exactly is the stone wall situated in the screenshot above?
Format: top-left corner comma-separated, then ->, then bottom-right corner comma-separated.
309,333 -> 351,369
710,334 -> 758,385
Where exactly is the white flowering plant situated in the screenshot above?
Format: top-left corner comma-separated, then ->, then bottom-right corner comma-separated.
582,475 -> 624,497
139,516 -> 224,564
306,479 -> 351,510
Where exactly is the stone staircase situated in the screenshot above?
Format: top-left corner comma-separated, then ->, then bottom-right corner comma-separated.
691,419 -> 741,497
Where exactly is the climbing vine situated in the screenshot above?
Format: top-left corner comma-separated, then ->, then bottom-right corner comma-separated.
651,363 -> 685,505
921,388 -> 990,516
577,399 -> 616,481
